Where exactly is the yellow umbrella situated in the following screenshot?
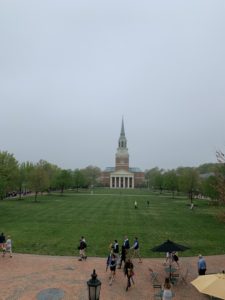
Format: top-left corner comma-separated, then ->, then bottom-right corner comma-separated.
191,273 -> 225,299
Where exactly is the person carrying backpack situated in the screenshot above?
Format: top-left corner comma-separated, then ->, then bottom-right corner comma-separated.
112,240 -> 120,265
78,236 -> 87,261
109,254 -> 117,285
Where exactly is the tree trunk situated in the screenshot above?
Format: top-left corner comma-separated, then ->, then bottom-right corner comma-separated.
19,187 -> 22,200
172,190 -> 175,199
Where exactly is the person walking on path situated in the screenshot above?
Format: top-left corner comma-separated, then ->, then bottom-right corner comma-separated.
118,245 -> 126,269
0,232 -> 6,250
78,236 -> 87,261
123,236 -> 130,256
108,254 -> 117,285
124,258 -> 134,291
112,240 -> 119,255
165,252 -> 172,265
198,254 -> 207,275
172,252 -> 179,267
112,240 -> 120,265
130,237 -> 142,263
2,236 -> 12,258
106,251 -> 112,272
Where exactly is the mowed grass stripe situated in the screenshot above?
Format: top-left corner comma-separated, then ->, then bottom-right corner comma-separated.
0,191 -> 224,257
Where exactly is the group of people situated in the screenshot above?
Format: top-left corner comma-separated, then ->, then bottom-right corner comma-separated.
161,251 -> 208,300
165,251 -> 179,267
77,234 -> 137,291
1,231 -> 210,298
160,254 -> 207,300
77,236 -> 208,296
76,234 -> 140,291
165,252 -> 207,276
125,236 -> 142,263
0,232 -> 12,258
105,236 -> 142,290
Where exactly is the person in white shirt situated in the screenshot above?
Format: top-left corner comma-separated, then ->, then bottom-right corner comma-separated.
3,236 -> 12,258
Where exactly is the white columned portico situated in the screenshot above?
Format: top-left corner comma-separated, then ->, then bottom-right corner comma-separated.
110,172 -> 134,189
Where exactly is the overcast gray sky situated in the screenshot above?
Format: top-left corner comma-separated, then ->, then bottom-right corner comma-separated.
0,0 -> 225,171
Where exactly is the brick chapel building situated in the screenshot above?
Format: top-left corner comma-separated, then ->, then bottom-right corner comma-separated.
101,119 -> 145,188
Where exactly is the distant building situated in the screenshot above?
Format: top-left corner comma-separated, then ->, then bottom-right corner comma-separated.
101,119 -> 145,188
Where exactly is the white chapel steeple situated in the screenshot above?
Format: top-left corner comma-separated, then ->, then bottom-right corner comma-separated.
115,118 -> 129,171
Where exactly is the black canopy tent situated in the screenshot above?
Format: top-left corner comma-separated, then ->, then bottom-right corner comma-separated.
151,239 -> 190,253
151,239 -> 190,280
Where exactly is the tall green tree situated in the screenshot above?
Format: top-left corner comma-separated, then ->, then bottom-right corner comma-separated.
200,175 -> 218,200
145,167 -> 164,192
163,170 -> 178,198
37,160 -> 59,193
73,169 -> 86,191
55,169 -> 73,195
0,151 -> 19,199
197,163 -> 217,174
177,167 -> 200,203
28,161 -> 50,201
82,165 -> 101,188
17,162 -> 34,199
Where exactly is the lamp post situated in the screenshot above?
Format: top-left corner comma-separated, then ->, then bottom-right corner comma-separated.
87,269 -> 101,300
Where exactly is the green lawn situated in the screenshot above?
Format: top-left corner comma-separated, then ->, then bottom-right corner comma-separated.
0,190 -> 224,258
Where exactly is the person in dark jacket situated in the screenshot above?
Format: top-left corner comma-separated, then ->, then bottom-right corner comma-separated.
123,236 -> 130,256
131,237 -> 142,263
113,240 -> 119,254
109,254 -> 117,285
78,236 -> 87,261
124,258 -> 134,291
118,245 -> 126,269
0,232 -> 6,251
172,251 -> 179,267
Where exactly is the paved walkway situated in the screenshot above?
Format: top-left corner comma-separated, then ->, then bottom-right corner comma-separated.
1,253 -> 224,300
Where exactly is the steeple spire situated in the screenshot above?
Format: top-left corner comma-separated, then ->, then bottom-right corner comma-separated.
118,117 -> 127,150
116,117 -> 129,171
121,117 -> 125,137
